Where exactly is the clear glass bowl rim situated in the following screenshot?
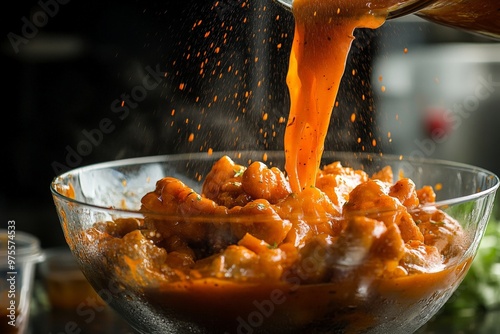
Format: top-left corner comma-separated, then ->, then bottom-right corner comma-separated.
50,150 -> 500,218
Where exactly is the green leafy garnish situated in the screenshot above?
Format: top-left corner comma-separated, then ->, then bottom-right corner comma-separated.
256,203 -> 266,210
440,214 -> 500,314
268,242 -> 279,249
430,221 -> 445,226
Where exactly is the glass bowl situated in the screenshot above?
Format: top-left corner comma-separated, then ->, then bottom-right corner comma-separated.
50,151 -> 499,334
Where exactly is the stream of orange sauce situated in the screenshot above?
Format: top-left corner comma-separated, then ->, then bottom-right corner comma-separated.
284,0 -> 389,192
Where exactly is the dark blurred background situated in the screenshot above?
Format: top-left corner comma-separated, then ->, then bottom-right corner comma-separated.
2,0 -> 499,249
0,0 -> 380,248
0,0 -> 292,248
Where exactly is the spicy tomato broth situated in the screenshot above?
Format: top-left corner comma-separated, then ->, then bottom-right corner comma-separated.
77,0 -> 470,332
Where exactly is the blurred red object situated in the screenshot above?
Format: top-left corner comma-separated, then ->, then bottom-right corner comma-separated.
424,107 -> 452,140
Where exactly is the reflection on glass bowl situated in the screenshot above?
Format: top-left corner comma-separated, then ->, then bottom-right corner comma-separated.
50,151 -> 498,334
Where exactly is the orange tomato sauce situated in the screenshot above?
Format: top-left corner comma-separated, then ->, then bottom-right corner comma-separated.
284,0 -> 387,192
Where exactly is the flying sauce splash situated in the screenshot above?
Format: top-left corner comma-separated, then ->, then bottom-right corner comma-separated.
284,0 -> 388,193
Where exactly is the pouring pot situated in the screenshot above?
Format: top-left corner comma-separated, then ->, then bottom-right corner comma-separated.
273,0 -> 500,39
